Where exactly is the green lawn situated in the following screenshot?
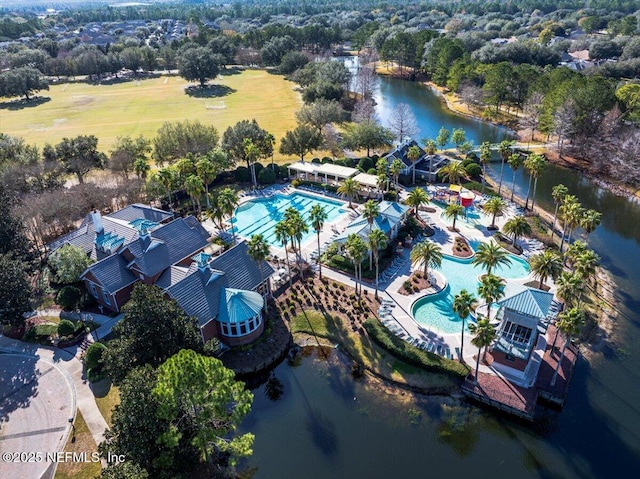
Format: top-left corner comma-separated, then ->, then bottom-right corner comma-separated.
54,411 -> 101,479
93,381 -> 120,428
2,70 -> 302,163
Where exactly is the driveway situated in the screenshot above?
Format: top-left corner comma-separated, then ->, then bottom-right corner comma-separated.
0,353 -> 75,479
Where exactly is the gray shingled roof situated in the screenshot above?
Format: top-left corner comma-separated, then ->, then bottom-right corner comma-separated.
166,241 -> 273,328
123,216 -> 210,277
83,254 -> 137,293
155,265 -> 190,289
209,241 -> 274,291
166,267 -> 228,328
108,204 -> 173,223
48,204 -> 173,258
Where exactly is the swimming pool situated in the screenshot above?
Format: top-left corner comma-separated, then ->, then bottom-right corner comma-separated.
411,252 -> 530,334
231,192 -> 348,246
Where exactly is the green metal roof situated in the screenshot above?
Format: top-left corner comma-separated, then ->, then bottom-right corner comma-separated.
496,288 -> 554,319
217,288 -> 263,325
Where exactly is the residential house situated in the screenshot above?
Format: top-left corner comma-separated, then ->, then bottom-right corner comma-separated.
50,205 -> 273,346
384,140 -> 426,177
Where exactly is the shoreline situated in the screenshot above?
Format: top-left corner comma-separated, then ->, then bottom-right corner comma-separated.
422,78 -> 640,202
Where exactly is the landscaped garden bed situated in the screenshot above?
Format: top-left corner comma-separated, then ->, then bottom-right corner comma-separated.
398,272 -> 434,296
452,236 -> 473,258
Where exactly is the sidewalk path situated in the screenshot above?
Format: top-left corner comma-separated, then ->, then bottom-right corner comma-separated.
0,334 -> 110,449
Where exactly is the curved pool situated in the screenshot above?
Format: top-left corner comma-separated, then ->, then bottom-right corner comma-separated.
231,192 -> 348,246
411,252 -> 530,334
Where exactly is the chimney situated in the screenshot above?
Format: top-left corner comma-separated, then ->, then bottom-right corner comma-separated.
90,209 -> 104,235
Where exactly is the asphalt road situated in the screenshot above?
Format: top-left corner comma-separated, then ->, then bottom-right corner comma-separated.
0,353 -> 75,479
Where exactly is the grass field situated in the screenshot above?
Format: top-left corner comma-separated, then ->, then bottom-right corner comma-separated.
54,411 -> 101,479
1,69 -> 302,162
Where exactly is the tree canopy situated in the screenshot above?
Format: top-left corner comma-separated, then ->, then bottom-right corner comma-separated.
153,349 -> 254,469
153,120 -> 220,165
103,284 -> 202,384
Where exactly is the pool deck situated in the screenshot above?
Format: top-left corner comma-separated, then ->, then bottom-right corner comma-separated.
211,184 -> 554,378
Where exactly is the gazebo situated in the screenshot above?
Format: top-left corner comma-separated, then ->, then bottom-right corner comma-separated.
216,288 -> 264,346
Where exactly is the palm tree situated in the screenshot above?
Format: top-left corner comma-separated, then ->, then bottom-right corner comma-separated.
217,187 -> 239,239
439,160 -> 466,185
529,250 -> 563,290
472,242 -> 512,276
406,187 -> 430,216
524,153 -> 547,211
574,250 -> 600,285
507,153 -> 522,202
264,132 -> 276,170
444,203 -> 465,231
274,220 -> 293,287
453,289 -> 477,361
368,229 -> 388,300
550,184 -> 569,241
247,233 -> 270,304
346,233 -> 367,297
337,178 -> 359,208
580,209 -> 602,238
410,240 -> 443,278
423,138 -> 437,181
477,273 -> 505,322
287,210 -> 308,266
479,141 -> 492,193
157,167 -> 175,206
133,158 -> 150,179
407,144 -> 421,185
175,157 -> 196,180
243,139 -> 261,188
556,271 -> 585,309
559,197 -> 583,253
184,174 -> 204,215
497,140 -> 514,196
565,240 -> 588,266
196,157 -> 216,209
390,158 -> 403,191
309,204 -> 328,280
468,317 -> 497,382
362,200 -> 380,267
376,172 -> 387,195
551,307 -> 585,386
503,215 -> 532,247
481,197 -> 507,230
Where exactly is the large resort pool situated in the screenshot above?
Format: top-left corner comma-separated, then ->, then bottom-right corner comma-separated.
411,252 -> 530,335
231,192 -> 348,246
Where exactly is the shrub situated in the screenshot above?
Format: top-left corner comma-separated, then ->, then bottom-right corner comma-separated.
258,167 -> 276,185
234,166 -> 251,182
55,285 -> 82,311
57,319 -> 75,338
291,178 -> 300,187
85,342 -> 107,370
363,319 -> 469,378
464,163 -> 482,179
403,280 -> 412,292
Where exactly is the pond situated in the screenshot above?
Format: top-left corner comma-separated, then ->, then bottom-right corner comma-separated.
240,68 -> 640,478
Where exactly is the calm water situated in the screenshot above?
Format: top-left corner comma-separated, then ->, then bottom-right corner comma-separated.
344,56 -> 512,146
231,192 -> 347,246
239,74 -> 640,478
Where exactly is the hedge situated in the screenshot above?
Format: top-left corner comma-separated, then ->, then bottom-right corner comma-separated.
363,319 -> 469,378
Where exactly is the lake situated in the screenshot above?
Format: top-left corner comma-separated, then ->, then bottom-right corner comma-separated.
238,71 -> 640,479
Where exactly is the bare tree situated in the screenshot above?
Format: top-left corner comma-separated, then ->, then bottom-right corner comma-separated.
389,103 -> 418,142
522,92 -> 545,142
322,125 -> 342,160
355,63 -> 377,100
554,99 -> 575,157
352,99 -> 377,124
459,83 -> 485,108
